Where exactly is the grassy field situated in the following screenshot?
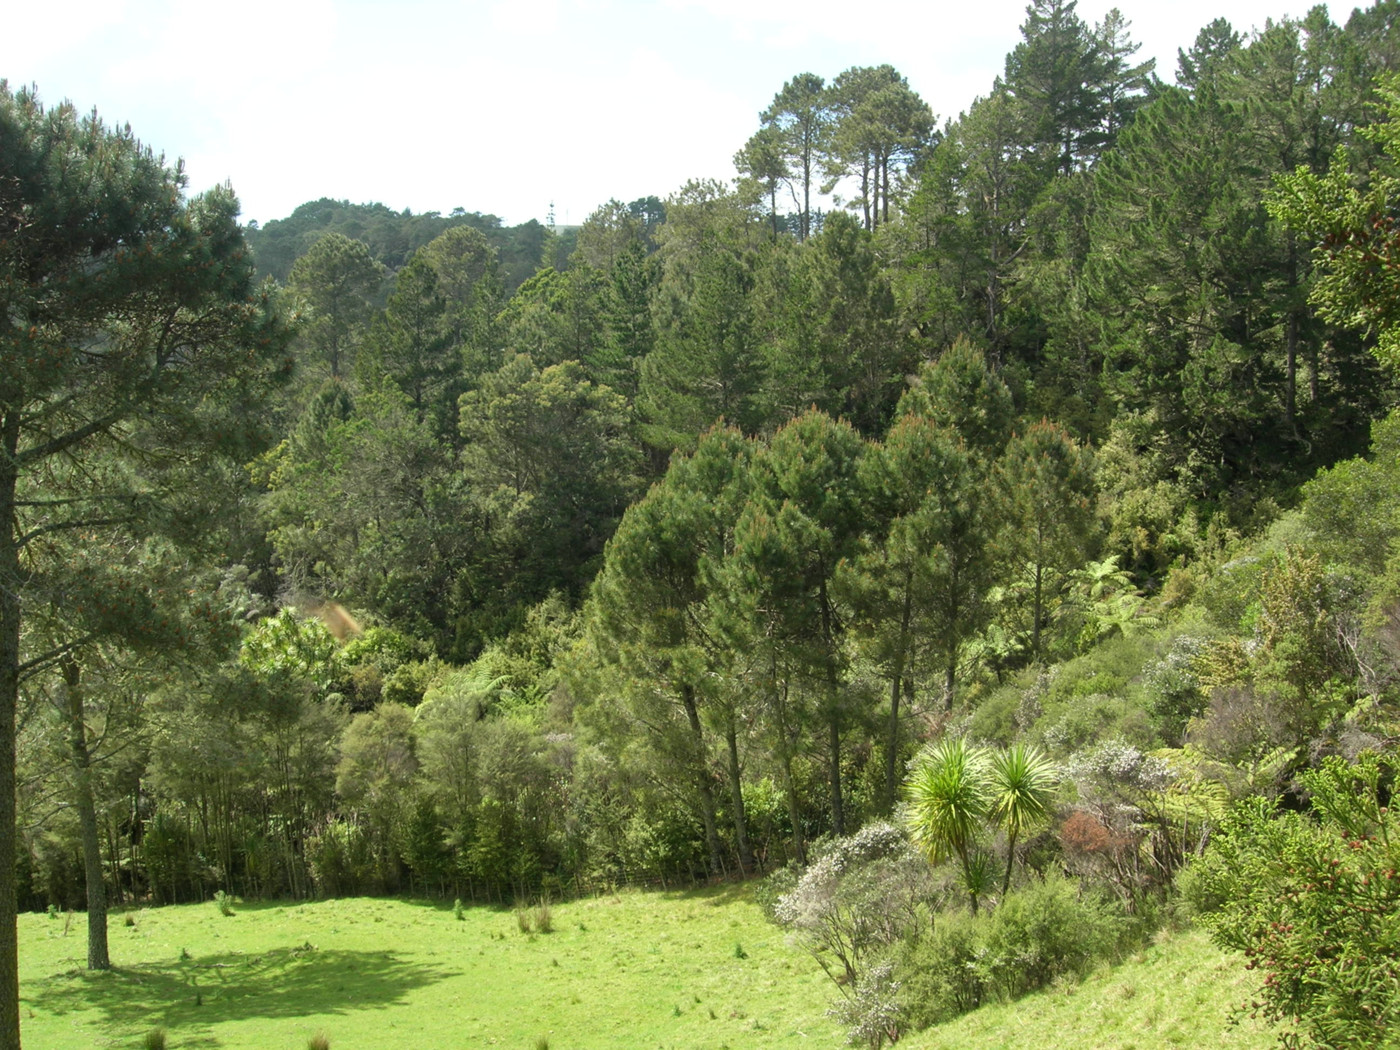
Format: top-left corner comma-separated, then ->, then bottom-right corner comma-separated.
901,925 -> 1279,1050
20,886 -> 1279,1050
20,885 -> 837,1050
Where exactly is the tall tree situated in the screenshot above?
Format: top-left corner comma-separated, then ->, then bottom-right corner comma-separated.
1269,72 -> 1400,373
0,85 -> 293,1048
1002,0 -> 1102,174
995,421 -> 1097,661
760,73 -> 832,241
589,426 -> 757,876
735,125 -> 791,241
730,412 -> 866,836
826,65 -> 935,230
1176,18 -> 1241,93
1090,9 -> 1156,154
286,232 -> 384,385
641,183 -> 767,452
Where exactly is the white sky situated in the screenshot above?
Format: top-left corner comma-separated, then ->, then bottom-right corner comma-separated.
3,0 -> 1334,227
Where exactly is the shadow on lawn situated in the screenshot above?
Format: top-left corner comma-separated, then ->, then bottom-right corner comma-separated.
31,943 -> 458,1045
661,879 -> 756,907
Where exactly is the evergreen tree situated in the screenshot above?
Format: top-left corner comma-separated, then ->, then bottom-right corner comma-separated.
0,85 -> 293,1045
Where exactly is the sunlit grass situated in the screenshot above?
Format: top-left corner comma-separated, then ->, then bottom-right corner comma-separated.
21,888 -> 1279,1050
901,925 -> 1278,1050
20,884 -> 837,1050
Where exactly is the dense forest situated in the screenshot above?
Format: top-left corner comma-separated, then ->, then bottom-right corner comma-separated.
7,1 -> 1400,1047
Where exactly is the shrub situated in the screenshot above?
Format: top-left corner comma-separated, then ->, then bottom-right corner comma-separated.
828,962 -> 902,1050
307,1033 -> 330,1050
894,876 -> 1131,1033
533,903 -> 553,934
453,898 -> 465,921
754,861 -> 802,921
774,823 -> 937,987
895,910 -> 987,1028
144,1028 -> 167,1050
214,890 -> 234,917
1190,753 -> 1400,1048
980,874 -> 1125,998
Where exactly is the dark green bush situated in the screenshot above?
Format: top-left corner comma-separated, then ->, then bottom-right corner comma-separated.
896,910 -> 987,1029
1190,754 -> 1400,1049
895,875 -> 1131,1032
980,875 -> 1125,998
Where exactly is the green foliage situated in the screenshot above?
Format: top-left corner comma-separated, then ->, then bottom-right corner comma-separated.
1190,754 -> 1400,1049
1268,74 -> 1400,373
904,738 -> 1057,909
994,421 -> 1098,662
286,232 -> 385,383
896,874 -> 1130,1031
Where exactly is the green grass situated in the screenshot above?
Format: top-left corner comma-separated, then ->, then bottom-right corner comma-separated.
20,888 -> 1280,1050
19,884 -> 837,1049
901,925 -> 1279,1050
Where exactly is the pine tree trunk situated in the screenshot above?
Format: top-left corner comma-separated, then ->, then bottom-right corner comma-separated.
65,659 -> 111,971
679,684 -> 723,877
0,404 -> 23,1050
886,572 -> 915,807
723,711 -> 754,875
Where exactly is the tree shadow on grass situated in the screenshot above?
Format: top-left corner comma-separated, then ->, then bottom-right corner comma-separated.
30,942 -> 459,1047
662,879 -> 756,908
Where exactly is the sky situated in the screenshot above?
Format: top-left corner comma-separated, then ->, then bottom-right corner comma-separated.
3,0 -> 1334,228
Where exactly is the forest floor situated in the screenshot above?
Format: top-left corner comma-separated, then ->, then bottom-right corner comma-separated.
19,884 -> 1277,1050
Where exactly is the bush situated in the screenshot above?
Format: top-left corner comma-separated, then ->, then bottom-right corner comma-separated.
895,910 -> 988,1029
773,824 -> 937,987
754,862 -> 802,921
306,818 -> 375,898
1190,753 -> 1400,1048
980,874 -> 1126,998
895,875 -> 1131,1032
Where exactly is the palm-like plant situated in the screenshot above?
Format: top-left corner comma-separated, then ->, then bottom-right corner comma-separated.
903,737 -> 992,913
987,743 -> 1057,896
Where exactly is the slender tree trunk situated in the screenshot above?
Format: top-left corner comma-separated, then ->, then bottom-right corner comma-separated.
1031,554 -> 1045,662
722,709 -> 754,875
0,402 -> 22,1050
1001,828 -> 1018,898
828,713 -> 845,837
861,161 -> 872,231
819,580 -> 845,837
886,576 -> 914,809
770,671 -> 805,865
63,659 -> 110,970
679,684 -> 723,877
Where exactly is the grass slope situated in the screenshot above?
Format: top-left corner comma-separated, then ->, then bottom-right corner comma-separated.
902,926 -> 1279,1050
21,887 -> 1280,1050
20,884 -> 837,1050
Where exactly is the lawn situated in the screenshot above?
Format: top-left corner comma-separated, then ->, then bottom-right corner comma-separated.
20,886 -> 1279,1050
20,884 -> 837,1050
